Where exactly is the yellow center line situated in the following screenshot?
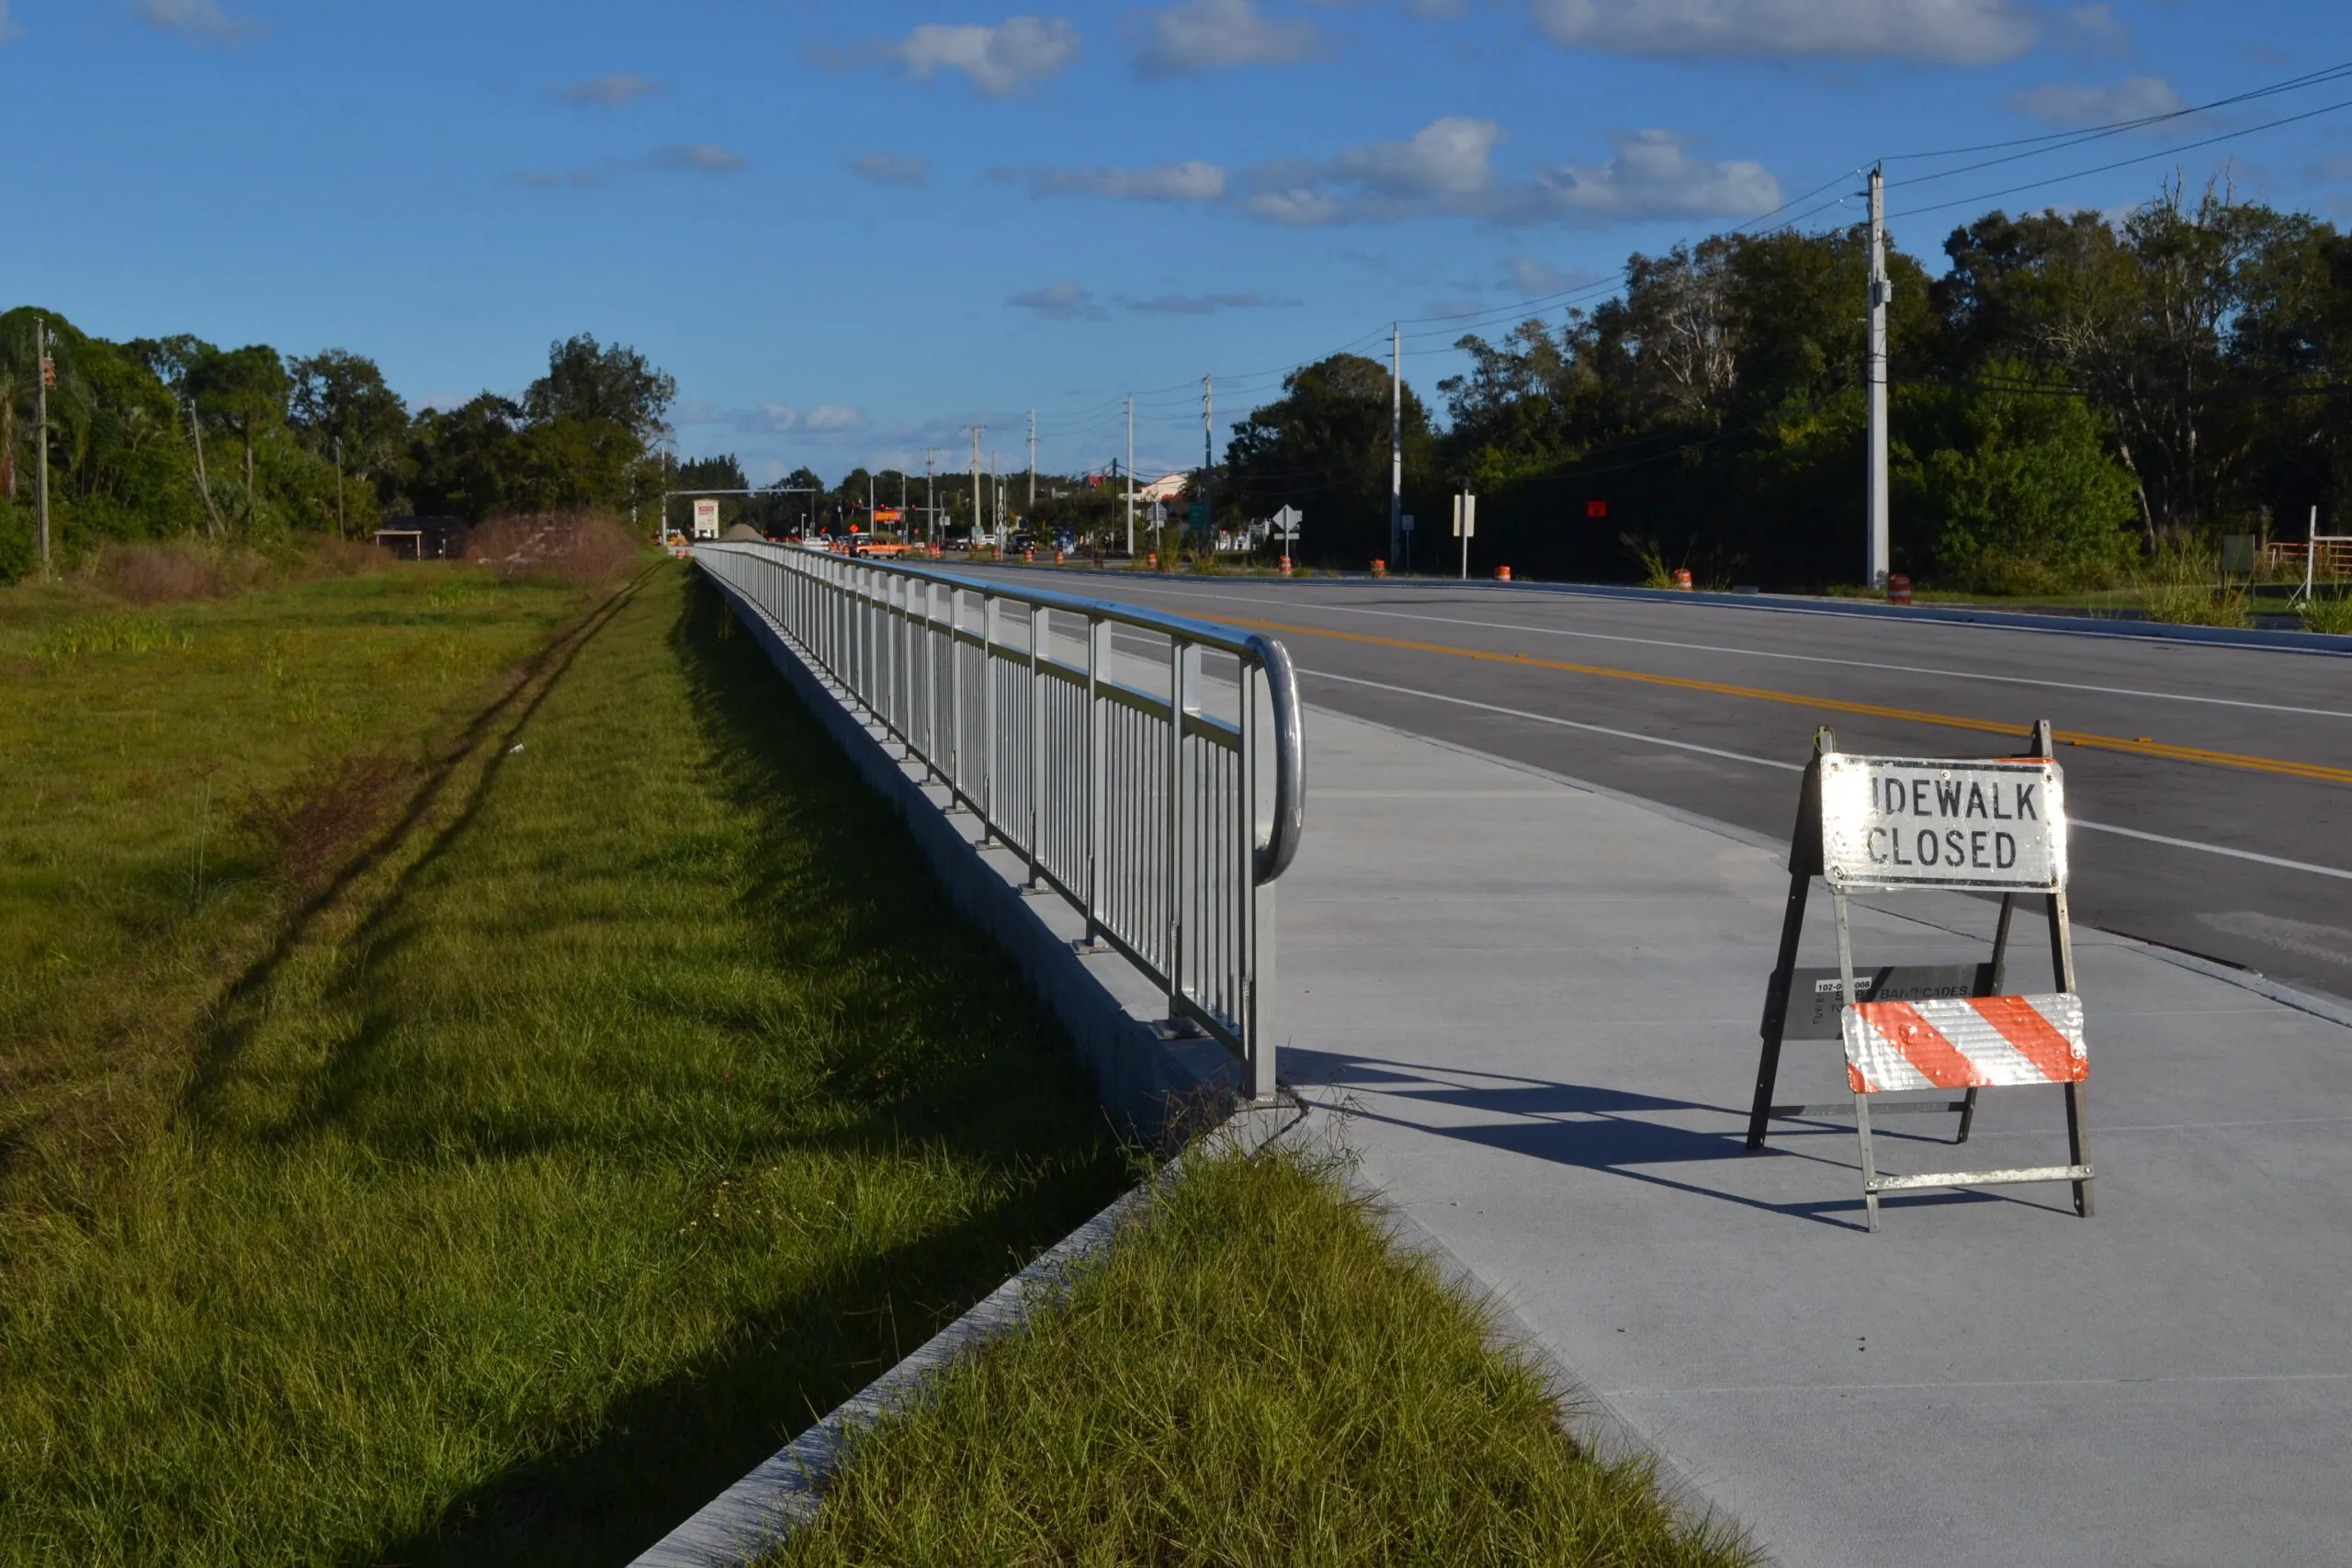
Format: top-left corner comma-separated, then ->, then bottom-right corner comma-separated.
1221,615 -> 2352,788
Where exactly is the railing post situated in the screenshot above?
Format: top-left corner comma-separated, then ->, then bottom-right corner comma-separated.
1240,657 -> 1276,1101
1028,604 -> 1046,888
982,595 -> 1001,842
1167,635 -> 1200,1019
1085,615 -> 1110,949
945,585 -> 963,798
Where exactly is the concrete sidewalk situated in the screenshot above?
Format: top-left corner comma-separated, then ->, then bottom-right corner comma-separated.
1280,705 -> 2352,1568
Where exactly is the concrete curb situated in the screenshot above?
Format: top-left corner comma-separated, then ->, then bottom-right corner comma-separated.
703,566 -> 1240,1133
630,1102 -> 1306,1568
974,562 -> 2352,658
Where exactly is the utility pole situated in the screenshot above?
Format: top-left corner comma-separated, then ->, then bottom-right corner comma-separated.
1866,162 -> 1891,588
1027,409 -> 1036,509
924,448 -> 937,544
1125,394 -> 1136,558
1389,323 -> 1402,567
332,437 -> 346,540
1202,374 -> 1213,546
969,425 -> 984,543
35,318 -> 52,576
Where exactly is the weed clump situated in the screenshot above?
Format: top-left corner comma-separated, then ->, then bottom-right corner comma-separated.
468,512 -> 642,584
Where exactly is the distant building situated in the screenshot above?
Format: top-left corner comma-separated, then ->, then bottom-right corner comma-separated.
1135,472 -> 1188,502
375,516 -> 468,560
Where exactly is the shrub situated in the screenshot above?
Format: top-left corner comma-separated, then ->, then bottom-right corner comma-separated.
96,539 -> 226,604
466,511 -> 641,584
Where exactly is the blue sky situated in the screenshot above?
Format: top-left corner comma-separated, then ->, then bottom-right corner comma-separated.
6,0 -> 2349,486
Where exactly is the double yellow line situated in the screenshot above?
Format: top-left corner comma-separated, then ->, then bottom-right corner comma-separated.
1220,615 -> 2352,787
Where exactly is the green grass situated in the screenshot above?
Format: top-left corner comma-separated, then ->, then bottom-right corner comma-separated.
0,561 -> 588,1193
776,1142 -> 1754,1568
0,561 -> 1125,1565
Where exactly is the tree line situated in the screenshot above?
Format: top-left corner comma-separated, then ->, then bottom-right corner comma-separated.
1220,178 -> 2352,590
0,311 -> 676,582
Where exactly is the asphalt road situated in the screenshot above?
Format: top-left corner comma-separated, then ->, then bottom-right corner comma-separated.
983,567 -> 2352,1003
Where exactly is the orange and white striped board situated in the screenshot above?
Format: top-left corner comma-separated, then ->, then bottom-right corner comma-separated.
1842,992 -> 2086,1095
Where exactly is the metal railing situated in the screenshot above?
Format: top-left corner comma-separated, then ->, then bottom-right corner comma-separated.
696,542 -> 1304,1100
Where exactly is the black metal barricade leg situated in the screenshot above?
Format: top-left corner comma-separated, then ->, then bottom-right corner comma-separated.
1746,871 -> 1810,1150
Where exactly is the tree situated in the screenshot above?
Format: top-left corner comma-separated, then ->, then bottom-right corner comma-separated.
1896,363 -> 2139,591
183,344 -> 291,515
1224,353 -> 1433,564
288,349 -> 410,532
523,334 -> 676,445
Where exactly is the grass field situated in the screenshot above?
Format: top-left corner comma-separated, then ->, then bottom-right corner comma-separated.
778,1140 -> 1754,1568
0,559 -> 1125,1565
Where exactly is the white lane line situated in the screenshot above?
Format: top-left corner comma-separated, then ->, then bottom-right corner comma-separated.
1299,665 -> 1803,773
1124,581 -> 2352,721
1304,665 -> 2352,885
1611,1371 -> 2352,1398
2070,819 -> 2352,883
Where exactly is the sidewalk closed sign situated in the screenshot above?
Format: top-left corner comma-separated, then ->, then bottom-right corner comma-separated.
1817,753 -> 2065,892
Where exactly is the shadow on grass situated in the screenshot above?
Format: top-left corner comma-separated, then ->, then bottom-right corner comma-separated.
324,572 -> 1127,1566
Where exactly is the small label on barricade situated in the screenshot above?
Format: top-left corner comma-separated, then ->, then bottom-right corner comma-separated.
1819,754 -> 2065,892
1784,963 -> 1995,1039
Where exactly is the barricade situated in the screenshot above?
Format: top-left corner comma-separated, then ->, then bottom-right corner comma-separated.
1745,718 -> 2093,1231
1887,573 -> 1913,605
1670,568 -> 1692,589
1496,565 -> 1512,581
1372,558 -> 1386,579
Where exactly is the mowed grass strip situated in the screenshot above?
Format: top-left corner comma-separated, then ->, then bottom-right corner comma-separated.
0,563 -> 1125,1566
0,562 -> 585,1193
778,1143 -> 1755,1568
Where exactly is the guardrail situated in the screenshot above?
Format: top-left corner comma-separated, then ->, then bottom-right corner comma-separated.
696,542 -> 1303,1100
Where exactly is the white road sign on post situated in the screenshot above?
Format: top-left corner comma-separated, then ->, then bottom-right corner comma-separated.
1452,490 -> 1476,580
1271,503 -> 1302,542
1818,753 -> 2066,892
692,499 -> 720,539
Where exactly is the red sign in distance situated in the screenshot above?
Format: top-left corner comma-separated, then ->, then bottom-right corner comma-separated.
1585,499 -> 1607,518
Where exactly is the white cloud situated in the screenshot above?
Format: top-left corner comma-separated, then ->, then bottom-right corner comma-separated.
1118,290 -> 1302,313
1532,0 -> 2036,64
849,152 -> 930,186
994,159 -> 1227,200
1009,280 -> 1106,319
1508,129 -> 1780,220
1246,121 -> 1777,226
560,73 -> 662,107
130,0 -> 258,42
678,402 -> 868,437
886,16 -> 1081,97
647,142 -> 747,174
505,144 -> 747,189
2005,75 -> 2187,129
1499,256 -> 1595,295
2311,153 -> 2352,183
1135,0 -> 1331,76
989,117 -> 1773,229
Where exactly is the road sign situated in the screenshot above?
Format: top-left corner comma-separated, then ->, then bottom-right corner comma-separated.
692,499 -> 720,539
874,507 -> 903,524
1818,754 -> 2065,893
1271,504 -> 1302,541
1452,493 -> 1476,537
40,357 -> 56,388
1400,513 -> 1414,533
1746,721 -> 2094,1231
1187,501 -> 1207,528
1586,499 -> 1606,518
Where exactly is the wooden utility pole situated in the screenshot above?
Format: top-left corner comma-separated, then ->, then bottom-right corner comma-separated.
35,318 -> 52,576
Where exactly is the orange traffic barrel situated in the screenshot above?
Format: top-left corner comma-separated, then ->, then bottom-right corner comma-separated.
1372,558 -> 1387,579
1496,565 -> 1511,581
1671,568 -> 1693,590
1888,573 -> 1913,605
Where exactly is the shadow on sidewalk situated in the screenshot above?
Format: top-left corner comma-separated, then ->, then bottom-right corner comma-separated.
1284,1046 -> 2064,1230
